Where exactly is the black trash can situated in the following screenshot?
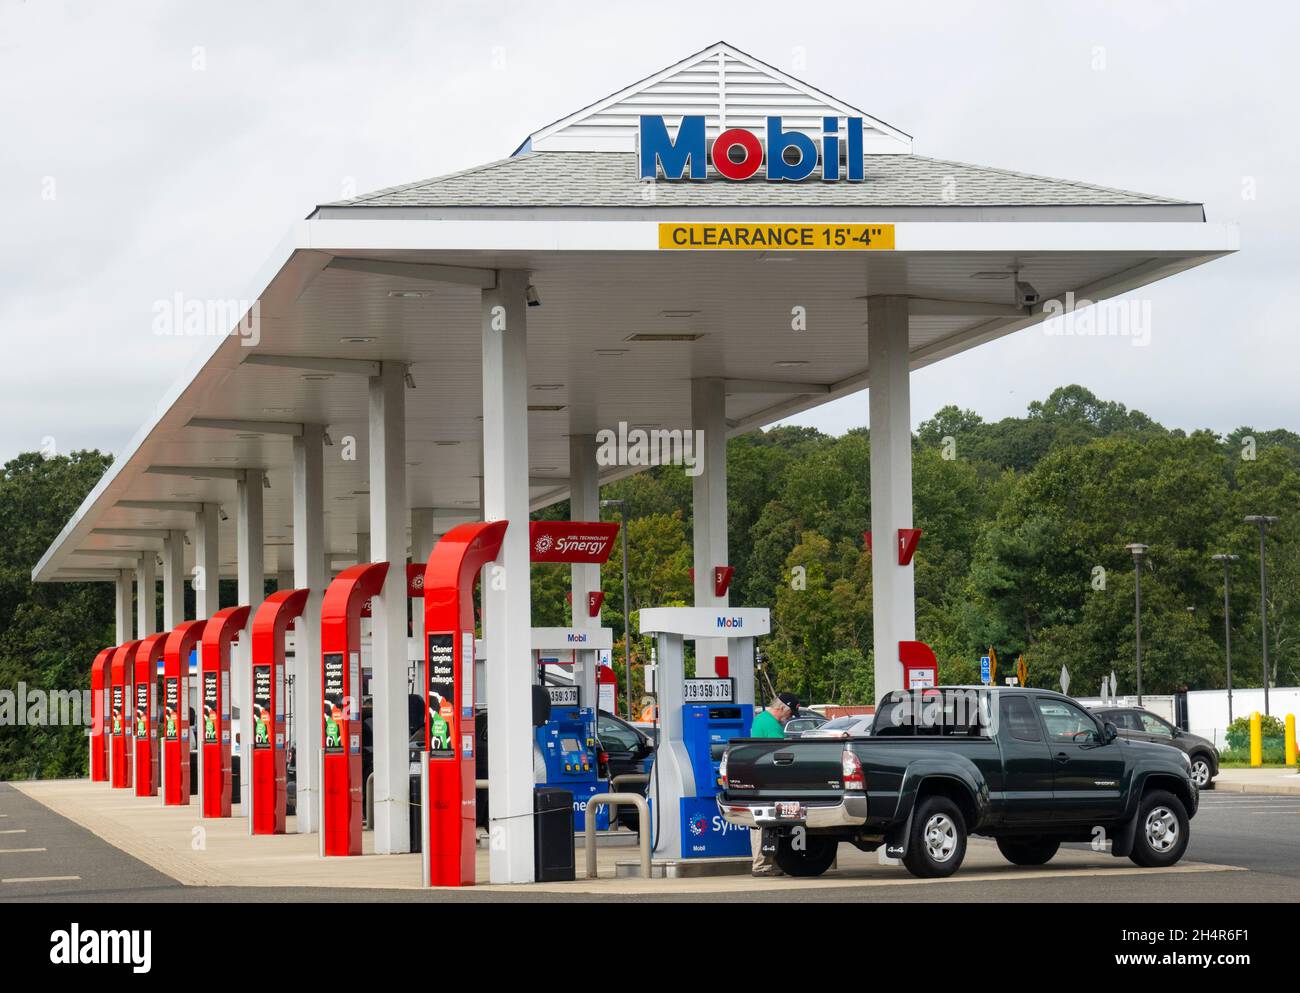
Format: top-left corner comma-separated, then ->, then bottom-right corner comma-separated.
534,788 -> 575,882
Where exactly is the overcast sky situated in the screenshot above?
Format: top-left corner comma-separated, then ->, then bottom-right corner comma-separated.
2,0 -> 1296,463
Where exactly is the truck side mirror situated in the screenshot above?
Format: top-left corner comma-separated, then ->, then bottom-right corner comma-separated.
1102,721 -> 1119,743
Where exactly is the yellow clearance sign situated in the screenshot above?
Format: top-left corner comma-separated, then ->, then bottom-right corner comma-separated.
658,222 -> 895,251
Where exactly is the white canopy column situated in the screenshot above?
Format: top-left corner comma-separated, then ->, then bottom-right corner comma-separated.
410,507 -> 437,696
162,530 -> 184,629
569,434 -> 601,708
236,469 -> 265,828
136,551 -> 157,637
115,569 -> 134,644
369,363 -> 410,854
293,424 -> 327,833
868,295 -> 916,699
691,377 -> 729,675
481,269 -> 535,884
194,504 -> 220,619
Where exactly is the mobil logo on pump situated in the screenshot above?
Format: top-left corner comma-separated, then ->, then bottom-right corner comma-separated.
716,615 -> 744,629
639,114 -> 865,182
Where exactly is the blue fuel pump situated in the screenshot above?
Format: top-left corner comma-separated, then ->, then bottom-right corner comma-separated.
534,704 -> 609,830
679,702 -> 753,856
640,607 -> 769,861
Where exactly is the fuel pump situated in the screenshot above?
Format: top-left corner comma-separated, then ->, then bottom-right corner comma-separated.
321,562 -> 389,857
109,641 -> 140,790
134,634 -> 168,798
422,520 -> 507,887
200,605 -> 250,818
251,589 -> 308,834
639,607 -> 767,860
531,626 -> 613,831
90,648 -> 112,783
163,620 -> 206,806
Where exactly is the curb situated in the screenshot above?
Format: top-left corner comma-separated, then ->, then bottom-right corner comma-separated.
1210,780 -> 1300,797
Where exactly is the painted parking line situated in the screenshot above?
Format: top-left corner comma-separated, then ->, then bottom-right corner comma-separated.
0,829 -> 27,834
2,876 -> 81,884
0,848 -> 48,854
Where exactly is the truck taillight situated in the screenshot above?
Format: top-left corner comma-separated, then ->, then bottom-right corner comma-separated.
842,749 -> 864,791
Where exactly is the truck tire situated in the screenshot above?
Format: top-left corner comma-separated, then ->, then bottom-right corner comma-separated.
775,834 -> 837,877
1128,789 -> 1190,868
996,836 -> 1060,866
902,796 -> 967,878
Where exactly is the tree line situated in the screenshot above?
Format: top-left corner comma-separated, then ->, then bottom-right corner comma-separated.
3,385 -> 1298,778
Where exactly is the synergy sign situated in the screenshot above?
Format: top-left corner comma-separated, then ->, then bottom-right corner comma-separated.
639,114 -> 866,182
529,521 -> 620,564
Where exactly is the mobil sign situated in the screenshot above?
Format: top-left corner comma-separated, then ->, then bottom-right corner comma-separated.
529,521 -> 620,564
639,114 -> 865,182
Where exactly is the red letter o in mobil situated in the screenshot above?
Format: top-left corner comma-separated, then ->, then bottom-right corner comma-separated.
711,128 -> 763,180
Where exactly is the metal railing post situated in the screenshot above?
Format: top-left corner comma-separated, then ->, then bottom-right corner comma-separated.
583,792 -> 650,879
419,751 -> 430,887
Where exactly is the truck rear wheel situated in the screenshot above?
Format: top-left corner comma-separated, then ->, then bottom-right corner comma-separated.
996,836 -> 1060,866
1129,789 -> 1189,868
775,834 -> 837,877
902,796 -> 967,878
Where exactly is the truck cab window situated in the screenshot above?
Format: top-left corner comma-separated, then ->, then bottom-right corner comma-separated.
1000,696 -> 1042,742
1035,699 -> 1100,743
1139,713 -> 1174,737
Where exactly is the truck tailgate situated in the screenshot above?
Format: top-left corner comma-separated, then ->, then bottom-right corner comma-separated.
723,738 -> 847,801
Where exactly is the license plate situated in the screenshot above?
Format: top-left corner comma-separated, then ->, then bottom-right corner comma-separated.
776,801 -> 804,820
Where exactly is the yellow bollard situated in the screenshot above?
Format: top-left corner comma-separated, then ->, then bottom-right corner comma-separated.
1287,714 -> 1297,767
1249,711 -> 1262,768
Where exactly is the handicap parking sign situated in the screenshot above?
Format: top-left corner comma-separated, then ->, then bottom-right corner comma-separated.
980,656 -> 991,685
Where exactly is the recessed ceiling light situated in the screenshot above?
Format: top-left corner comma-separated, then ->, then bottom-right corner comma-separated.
406,461 -> 421,467
660,309 -> 700,318
352,489 -> 370,496
340,336 -> 375,344
433,440 -> 461,447
209,456 -> 240,463
387,290 -> 428,299
970,271 -> 1013,280
527,404 -> 566,412
263,407 -> 295,414
302,373 -> 334,382
236,433 -> 261,440
333,495 -> 352,501
530,466 -> 557,472
774,360 -> 809,368
530,384 -> 564,391
624,333 -> 703,343
594,349 -> 628,357
756,253 -> 796,263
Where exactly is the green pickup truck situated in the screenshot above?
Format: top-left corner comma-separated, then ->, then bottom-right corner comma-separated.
718,686 -> 1198,879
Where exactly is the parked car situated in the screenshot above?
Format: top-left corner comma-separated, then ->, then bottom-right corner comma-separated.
474,707 -> 656,832
783,715 -> 828,738
802,714 -> 874,739
1091,706 -> 1219,788
719,686 -> 1198,879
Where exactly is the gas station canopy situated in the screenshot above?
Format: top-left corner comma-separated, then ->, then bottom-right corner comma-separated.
34,40 -> 1236,585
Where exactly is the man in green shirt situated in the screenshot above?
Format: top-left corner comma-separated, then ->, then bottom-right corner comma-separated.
750,692 -> 799,876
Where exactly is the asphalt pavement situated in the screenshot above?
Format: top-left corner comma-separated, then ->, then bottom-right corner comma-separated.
2,782 -> 1296,903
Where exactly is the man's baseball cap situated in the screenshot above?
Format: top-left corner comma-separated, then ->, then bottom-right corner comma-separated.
778,692 -> 801,711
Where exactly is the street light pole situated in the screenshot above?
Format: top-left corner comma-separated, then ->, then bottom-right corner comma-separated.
1211,553 -> 1239,723
602,499 -> 633,720
1126,543 -> 1148,705
1244,515 -> 1279,716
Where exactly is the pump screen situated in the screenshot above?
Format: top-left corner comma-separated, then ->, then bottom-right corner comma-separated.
560,737 -> 582,752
